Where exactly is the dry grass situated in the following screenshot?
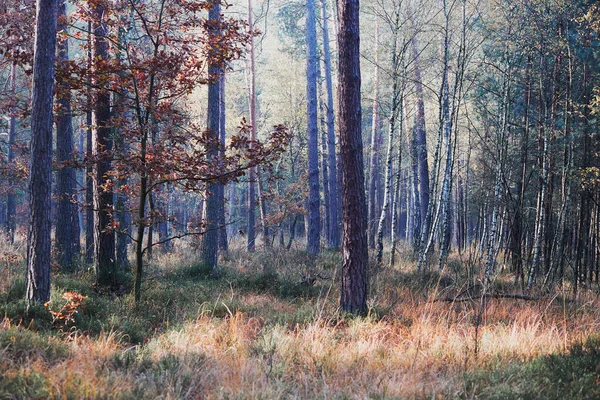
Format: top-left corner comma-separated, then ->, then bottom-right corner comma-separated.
2,241 -> 600,399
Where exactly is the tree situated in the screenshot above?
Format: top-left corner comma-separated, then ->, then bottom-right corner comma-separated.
367,23 -> 381,250
67,0 -> 288,302
247,0 -> 257,252
375,7 -> 406,266
27,0 -> 58,305
338,0 -> 368,315
5,62 -> 17,244
200,0 -> 223,271
90,0 -> 116,286
321,0 -> 340,249
55,0 -> 80,268
305,0 -> 321,255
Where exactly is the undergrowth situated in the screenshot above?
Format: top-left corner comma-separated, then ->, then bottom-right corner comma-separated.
1,239 -> 599,399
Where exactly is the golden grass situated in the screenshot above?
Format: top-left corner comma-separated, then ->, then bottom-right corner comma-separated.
2,245 -> 600,398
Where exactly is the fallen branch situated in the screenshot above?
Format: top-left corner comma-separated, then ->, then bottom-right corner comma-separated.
434,293 -> 545,303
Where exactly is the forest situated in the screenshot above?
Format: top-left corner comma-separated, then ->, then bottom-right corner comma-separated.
1,0 -> 600,398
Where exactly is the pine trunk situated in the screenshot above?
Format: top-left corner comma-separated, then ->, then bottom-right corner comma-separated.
321,0 -> 340,249
27,0 -> 58,305
55,0 -> 79,268
306,0 -> 321,255
92,0 -> 116,285
338,0 -> 368,315
246,0 -> 256,253
200,0 -> 222,271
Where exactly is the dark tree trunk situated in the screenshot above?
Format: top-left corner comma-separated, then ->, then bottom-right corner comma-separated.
338,0 -> 368,315
306,0 -> 321,255
146,192 -> 154,260
200,0 -> 222,270
5,62 -> 17,244
27,0 -> 58,305
409,117 -> 422,252
92,0 -> 116,286
411,35 -> 430,232
218,72 -> 228,252
85,110 -> 94,264
318,65 -> 331,246
321,0 -> 340,249
246,0 -> 256,253
55,0 -> 79,268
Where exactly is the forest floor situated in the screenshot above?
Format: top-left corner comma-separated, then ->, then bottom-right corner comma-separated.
1,237 -> 600,399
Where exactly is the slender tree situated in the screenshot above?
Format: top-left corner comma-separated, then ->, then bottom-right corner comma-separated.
27,0 -> 58,305
368,23 -> 381,250
91,0 -> 116,285
218,72 -> 228,252
200,0 -> 222,271
306,0 -> 321,255
247,0 -> 257,252
321,0 -> 340,249
55,0 -> 80,268
5,62 -> 17,244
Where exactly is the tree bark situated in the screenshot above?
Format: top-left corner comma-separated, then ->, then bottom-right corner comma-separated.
368,23 -> 381,250
200,0 -> 222,270
390,96 -> 405,267
321,0 -> 340,249
5,62 -> 17,244
85,21 -> 94,264
55,0 -> 79,268
92,0 -> 116,286
375,11 -> 402,266
338,0 -> 368,315
246,0 -> 256,253
411,34 -> 430,232
305,0 -> 321,255
27,0 -> 58,305
218,72 -> 228,252
318,64 -> 331,246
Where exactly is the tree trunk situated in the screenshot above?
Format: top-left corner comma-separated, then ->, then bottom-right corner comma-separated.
411,34 -> 430,233
27,0 -> 58,305
5,62 -> 17,244
390,97 -> 405,267
338,0 -> 368,315
321,0 -> 340,249
510,57 -> 531,286
92,0 -> 116,286
318,65 -> 331,246
200,0 -> 222,271
438,0 -> 467,269
368,23 -> 381,250
218,72 -> 228,252
85,21 -> 94,264
257,170 -> 271,249
54,0 -> 79,268
485,61 -> 510,282
246,0 -> 256,253
409,112 -> 422,252
305,0 -> 321,255
376,12 -> 402,266
146,191 -> 154,259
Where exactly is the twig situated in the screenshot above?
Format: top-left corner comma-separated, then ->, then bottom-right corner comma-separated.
433,293 -> 545,303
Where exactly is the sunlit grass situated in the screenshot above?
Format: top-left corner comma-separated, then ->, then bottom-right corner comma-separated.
1,239 -> 600,398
